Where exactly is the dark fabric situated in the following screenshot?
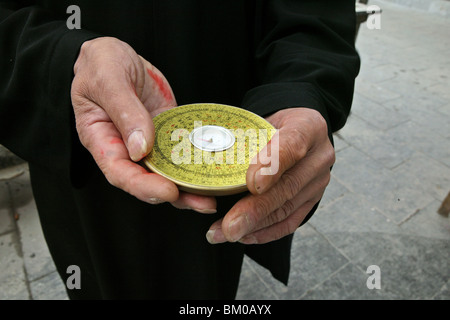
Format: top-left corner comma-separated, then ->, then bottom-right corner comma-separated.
0,0 -> 360,299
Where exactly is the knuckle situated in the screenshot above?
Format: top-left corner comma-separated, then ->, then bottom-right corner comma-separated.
323,142 -> 336,167
280,171 -> 302,198
291,128 -> 309,159
279,128 -> 308,166
273,199 -> 295,223
315,112 -> 328,134
252,196 -> 272,216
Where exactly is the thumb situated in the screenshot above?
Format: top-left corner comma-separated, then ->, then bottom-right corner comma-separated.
97,79 -> 155,162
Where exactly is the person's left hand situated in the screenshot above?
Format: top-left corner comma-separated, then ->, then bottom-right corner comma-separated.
206,107 -> 335,244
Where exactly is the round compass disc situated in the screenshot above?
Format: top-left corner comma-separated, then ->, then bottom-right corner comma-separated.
142,103 -> 276,196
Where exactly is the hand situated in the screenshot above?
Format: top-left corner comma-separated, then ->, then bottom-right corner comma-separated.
206,108 -> 335,244
71,37 -> 216,213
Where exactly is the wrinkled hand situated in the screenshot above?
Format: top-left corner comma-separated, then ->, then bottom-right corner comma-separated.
71,37 -> 216,212
206,108 -> 335,244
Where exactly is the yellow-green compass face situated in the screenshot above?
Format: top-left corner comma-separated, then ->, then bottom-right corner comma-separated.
143,103 -> 276,196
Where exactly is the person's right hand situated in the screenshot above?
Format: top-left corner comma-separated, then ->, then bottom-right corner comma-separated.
71,37 -> 217,213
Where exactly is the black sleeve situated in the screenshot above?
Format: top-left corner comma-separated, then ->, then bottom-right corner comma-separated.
242,0 -> 361,136
0,2 -> 98,179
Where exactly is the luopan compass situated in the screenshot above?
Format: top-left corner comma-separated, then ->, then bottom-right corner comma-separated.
143,103 -> 276,196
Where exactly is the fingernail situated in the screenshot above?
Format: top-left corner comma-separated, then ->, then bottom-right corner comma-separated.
239,235 -> 258,245
148,197 -> 164,205
128,130 -> 147,161
254,168 -> 271,194
206,228 -> 226,244
194,208 -> 217,214
227,215 -> 249,242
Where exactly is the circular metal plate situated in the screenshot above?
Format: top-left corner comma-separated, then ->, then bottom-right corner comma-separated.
143,103 -> 276,196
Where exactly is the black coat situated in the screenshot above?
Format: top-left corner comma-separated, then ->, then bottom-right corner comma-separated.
0,0 -> 360,299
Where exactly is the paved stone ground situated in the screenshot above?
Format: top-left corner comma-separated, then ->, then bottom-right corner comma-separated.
1,0 -> 449,299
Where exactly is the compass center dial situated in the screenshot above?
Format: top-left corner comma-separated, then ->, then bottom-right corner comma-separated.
189,125 -> 235,152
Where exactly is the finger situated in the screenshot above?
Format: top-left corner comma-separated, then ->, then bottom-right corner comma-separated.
221,148 -> 332,242
171,192 -> 217,214
244,171 -> 329,234
72,68 -> 154,162
246,125 -> 308,195
238,200 -> 318,244
205,218 -> 228,244
78,105 -> 179,203
246,109 -> 329,195
206,171 -> 329,244
95,77 -> 155,162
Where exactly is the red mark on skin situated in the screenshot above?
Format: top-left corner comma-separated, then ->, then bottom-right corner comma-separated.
110,137 -> 123,144
146,67 -> 172,102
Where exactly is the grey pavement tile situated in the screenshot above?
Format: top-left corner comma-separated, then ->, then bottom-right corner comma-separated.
318,174 -> 349,210
16,200 -> 58,282
400,199 -> 450,240
0,164 -> 27,182
437,104 -> 450,119
29,271 -> 68,300
239,224 -> 350,300
0,182 -> 14,235
309,192 -> 400,235
424,83 -> 450,102
323,232 -> 404,272
300,263 -> 384,300
238,255 -> 290,299
357,63 -> 402,85
416,65 -> 450,86
236,257 -> 279,300
354,79 -> 402,104
386,120 -> 450,167
351,92 -> 410,131
285,224 -> 350,299
0,208 -> 14,236
403,50 -> 450,74
0,233 -> 29,300
332,133 -> 349,153
408,106 -> 450,141
0,146 -> 25,170
377,70 -> 441,98
338,114 -> 414,169
0,180 -> 11,210
312,231 -> 450,299
372,171 -> 436,224
433,281 -> 450,300
382,92 -> 448,116
375,234 -> 449,299
330,146 -> 434,223
9,172 -> 58,282
392,152 -> 450,201
354,51 -> 388,69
